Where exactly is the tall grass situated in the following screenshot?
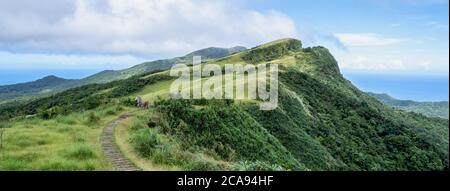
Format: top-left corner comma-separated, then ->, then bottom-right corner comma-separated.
127,115 -> 227,170
0,105 -> 133,170
86,112 -> 100,125
65,144 -> 96,160
130,128 -> 159,157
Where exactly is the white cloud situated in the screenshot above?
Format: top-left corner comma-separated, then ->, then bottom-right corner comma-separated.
332,46 -> 449,73
338,55 -> 407,71
0,0 -> 299,57
334,33 -> 405,46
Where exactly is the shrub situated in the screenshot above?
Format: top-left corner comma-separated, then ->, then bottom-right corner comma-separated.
147,121 -> 157,128
105,109 -> 116,115
86,112 -> 100,124
184,160 -> 222,171
55,115 -> 77,125
130,128 -> 160,157
83,96 -> 102,110
119,97 -> 135,107
232,161 -> 284,171
115,106 -> 124,112
150,144 -> 175,165
38,106 -> 68,120
130,120 -> 146,131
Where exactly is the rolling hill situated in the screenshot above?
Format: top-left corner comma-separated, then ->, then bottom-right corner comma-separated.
0,46 -> 247,101
368,92 -> 449,119
0,75 -> 75,101
0,39 -> 447,171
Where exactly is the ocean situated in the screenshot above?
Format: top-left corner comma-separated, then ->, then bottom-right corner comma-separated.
343,72 -> 449,102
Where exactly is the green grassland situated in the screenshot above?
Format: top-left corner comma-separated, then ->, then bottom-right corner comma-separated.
0,105 -> 134,170
0,38 -> 448,171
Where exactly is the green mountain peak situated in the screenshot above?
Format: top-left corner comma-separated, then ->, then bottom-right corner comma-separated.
241,38 -> 302,64
186,46 -> 247,59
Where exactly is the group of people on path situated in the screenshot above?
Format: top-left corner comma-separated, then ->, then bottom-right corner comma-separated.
134,96 -> 150,109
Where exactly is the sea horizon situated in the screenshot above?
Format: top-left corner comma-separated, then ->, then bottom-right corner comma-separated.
343,72 -> 449,102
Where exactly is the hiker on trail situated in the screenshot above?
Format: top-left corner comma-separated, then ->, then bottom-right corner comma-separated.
142,101 -> 149,109
135,96 -> 151,109
135,96 -> 143,107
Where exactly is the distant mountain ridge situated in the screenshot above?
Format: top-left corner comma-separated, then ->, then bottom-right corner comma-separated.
186,46 -> 247,58
0,46 -> 247,101
0,75 -> 75,100
368,92 -> 449,119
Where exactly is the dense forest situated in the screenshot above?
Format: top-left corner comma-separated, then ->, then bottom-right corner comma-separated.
368,92 -> 449,119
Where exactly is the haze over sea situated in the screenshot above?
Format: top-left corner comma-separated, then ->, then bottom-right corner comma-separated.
0,69 -> 448,102
343,72 -> 449,102
0,69 -> 102,85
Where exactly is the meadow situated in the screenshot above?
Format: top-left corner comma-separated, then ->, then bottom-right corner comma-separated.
0,105 -> 131,170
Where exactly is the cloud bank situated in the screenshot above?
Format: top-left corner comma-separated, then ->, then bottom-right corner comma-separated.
0,0 -> 299,57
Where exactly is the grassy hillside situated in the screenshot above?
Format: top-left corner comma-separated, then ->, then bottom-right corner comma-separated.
0,105 -> 131,170
368,92 -> 449,119
0,47 -> 247,102
0,38 -> 447,171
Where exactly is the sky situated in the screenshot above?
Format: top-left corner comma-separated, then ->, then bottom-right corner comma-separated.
0,0 -> 448,75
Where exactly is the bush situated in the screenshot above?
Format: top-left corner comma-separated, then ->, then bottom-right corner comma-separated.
115,106 -> 124,112
130,128 -> 160,157
86,112 -> 100,124
147,121 -> 157,128
38,106 -> 68,120
55,115 -> 77,125
120,97 -> 136,107
184,160 -> 222,171
83,96 -> 102,110
105,109 -> 116,115
232,161 -> 284,171
130,120 -> 146,131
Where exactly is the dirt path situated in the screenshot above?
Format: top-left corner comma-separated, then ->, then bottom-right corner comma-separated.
101,113 -> 139,171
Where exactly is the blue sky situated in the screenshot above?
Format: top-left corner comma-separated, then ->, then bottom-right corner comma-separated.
253,0 -> 449,74
0,0 -> 448,75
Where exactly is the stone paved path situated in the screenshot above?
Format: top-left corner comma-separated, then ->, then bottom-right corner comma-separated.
101,113 -> 139,171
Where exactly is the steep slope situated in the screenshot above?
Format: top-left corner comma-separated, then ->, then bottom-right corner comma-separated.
0,39 -> 447,171
148,39 -> 448,170
368,92 -> 449,119
0,46 -> 247,102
